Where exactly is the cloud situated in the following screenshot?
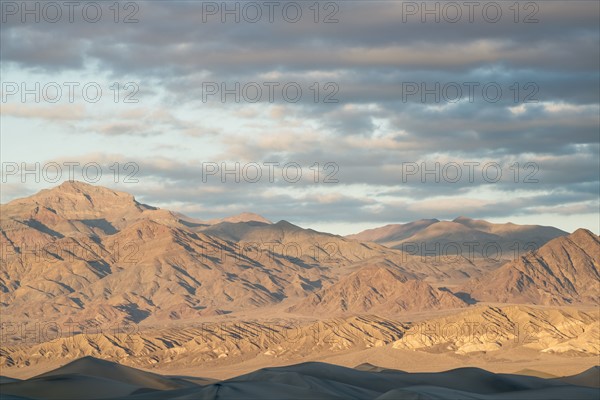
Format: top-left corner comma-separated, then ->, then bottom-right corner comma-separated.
1,103 -> 86,120
1,0 -> 598,233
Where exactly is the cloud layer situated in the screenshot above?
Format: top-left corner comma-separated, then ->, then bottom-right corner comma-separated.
1,1 -> 599,234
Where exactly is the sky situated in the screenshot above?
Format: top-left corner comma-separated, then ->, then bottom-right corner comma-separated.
1,0 -> 599,235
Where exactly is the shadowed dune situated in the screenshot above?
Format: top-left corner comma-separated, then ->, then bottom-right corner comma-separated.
1,357 -> 598,400
557,366 -> 600,388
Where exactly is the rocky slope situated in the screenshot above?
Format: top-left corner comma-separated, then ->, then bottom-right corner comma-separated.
465,229 -> 600,305
0,182 -> 472,325
289,264 -> 467,315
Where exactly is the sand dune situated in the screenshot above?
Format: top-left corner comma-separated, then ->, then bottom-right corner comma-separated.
34,356 -> 191,390
557,366 -> 600,388
0,356 -> 212,399
1,357 -> 597,400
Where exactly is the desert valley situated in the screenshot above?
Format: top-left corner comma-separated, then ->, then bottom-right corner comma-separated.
0,181 -> 598,399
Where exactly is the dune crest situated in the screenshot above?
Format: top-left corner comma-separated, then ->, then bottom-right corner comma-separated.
1,357 -> 598,400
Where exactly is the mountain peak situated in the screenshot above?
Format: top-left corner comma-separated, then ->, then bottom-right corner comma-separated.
2,181 -> 155,228
275,220 -> 301,229
571,228 -> 597,240
57,180 -> 95,190
41,180 -> 134,200
466,226 -> 600,305
453,216 -> 472,222
559,228 -> 600,250
209,212 -> 272,225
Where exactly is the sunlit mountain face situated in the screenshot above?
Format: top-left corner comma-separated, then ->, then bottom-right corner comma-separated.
1,1 -> 599,399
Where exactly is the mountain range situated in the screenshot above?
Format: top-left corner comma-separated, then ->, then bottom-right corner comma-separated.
0,181 -> 597,327
465,229 -> 599,305
1,181 -> 599,392
347,216 -> 567,260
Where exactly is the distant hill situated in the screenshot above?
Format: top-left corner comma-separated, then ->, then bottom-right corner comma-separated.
347,216 -> 568,260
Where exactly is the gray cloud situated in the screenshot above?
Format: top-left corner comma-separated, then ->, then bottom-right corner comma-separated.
1,0 -> 598,232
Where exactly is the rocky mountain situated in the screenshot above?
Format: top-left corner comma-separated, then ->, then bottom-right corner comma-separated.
0,182 -> 470,325
465,229 -> 600,305
0,182 -> 328,323
1,182 -> 596,329
289,265 -> 467,315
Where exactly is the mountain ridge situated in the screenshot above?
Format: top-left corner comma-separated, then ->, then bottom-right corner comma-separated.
347,216 -> 568,260
1,182 -> 596,327
465,228 -> 600,305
